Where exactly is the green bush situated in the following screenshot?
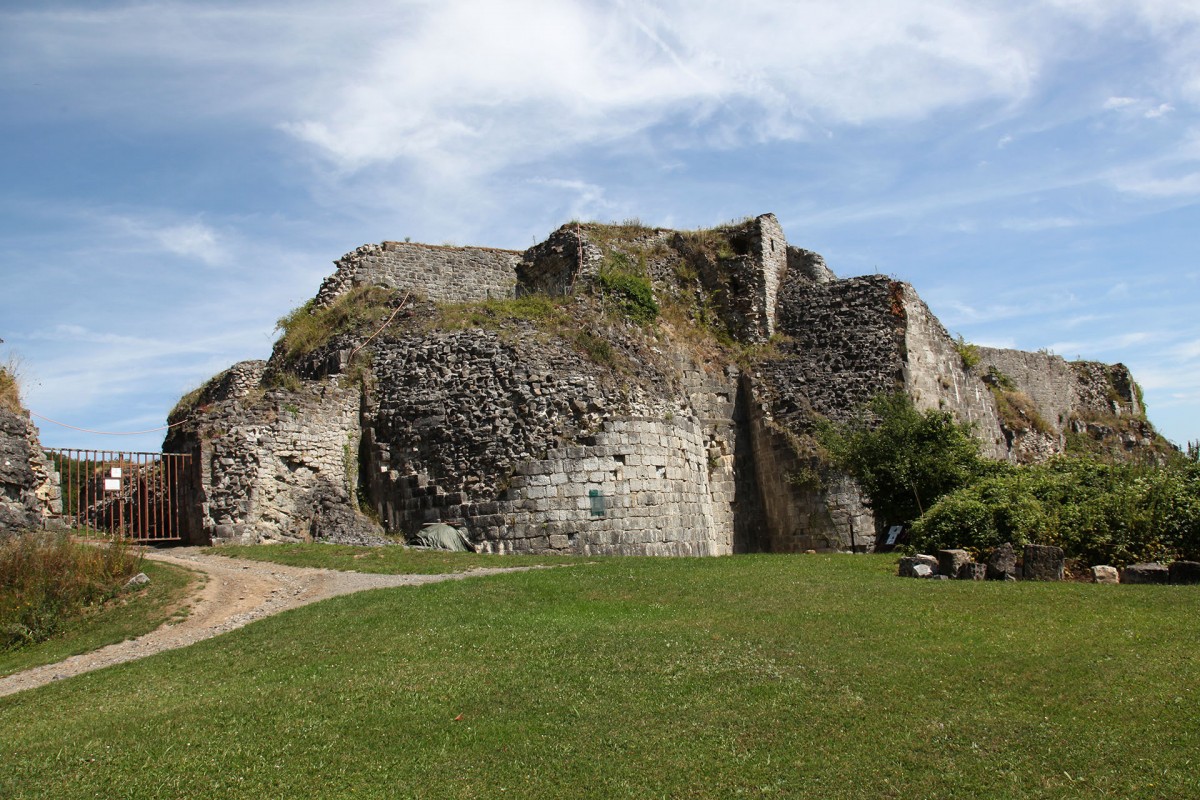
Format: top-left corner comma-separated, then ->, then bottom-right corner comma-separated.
597,253 -> 659,323
909,458 -> 1200,564
820,393 -> 985,526
0,532 -> 140,650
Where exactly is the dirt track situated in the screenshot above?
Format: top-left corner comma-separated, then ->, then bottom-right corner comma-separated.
0,548 -> 538,698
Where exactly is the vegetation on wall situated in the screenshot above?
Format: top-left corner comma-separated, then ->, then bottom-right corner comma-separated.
0,362 -> 21,414
596,251 -> 659,324
275,285 -> 399,362
952,334 -> 981,371
819,393 -> 986,526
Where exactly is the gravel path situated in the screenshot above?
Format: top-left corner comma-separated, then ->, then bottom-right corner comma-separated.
0,548 -> 541,698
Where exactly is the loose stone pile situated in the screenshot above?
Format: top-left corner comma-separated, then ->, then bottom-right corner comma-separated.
899,544 -> 1200,584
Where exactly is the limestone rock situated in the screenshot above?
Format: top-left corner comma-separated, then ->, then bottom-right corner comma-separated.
124,572 -> 151,589
1091,565 -> 1119,584
899,554 -> 938,578
937,549 -> 972,579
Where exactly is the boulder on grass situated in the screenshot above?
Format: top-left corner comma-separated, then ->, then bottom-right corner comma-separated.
1120,563 -> 1169,584
959,562 -> 987,581
1022,544 -> 1064,581
937,549 -> 972,579
898,555 -> 939,578
986,542 -> 1018,581
1168,560 -> 1200,585
1091,565 -> 1119,584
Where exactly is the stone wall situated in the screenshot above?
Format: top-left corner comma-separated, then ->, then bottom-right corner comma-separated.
900,287 -> 1007,459
0,408 -> 60,531
359,326 -> 757,555
769,275 -> 906,424
315,242 -> 522,307
168,213 -> 1167,553
166,363 -> 367,545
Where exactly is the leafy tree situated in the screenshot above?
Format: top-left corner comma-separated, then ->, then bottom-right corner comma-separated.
820,393 -> 985,527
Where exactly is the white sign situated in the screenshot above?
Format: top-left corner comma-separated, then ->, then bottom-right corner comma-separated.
110,467 -> 122,479
104,478 -> 121,492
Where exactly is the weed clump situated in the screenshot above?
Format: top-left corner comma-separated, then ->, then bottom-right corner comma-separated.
275,285 -> 399,362
0,363 -> 21,414
0,532 -> 141,650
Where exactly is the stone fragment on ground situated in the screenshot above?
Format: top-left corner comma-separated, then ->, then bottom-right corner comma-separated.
958,562 -> 986,581
124,572 -> 151,589
937,549 -> 971,579
1091,565 -> 1119,584
1168,560 -> 1200,585
1120,563 -> 1169,584
898,554 -> 939,578
1022,544 -> 1064,581
986,542 -> 1017,581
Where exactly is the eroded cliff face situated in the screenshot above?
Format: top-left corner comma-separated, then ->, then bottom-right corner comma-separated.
166,214 -> 1168,552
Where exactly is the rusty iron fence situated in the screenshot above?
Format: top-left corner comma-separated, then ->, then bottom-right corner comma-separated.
44,449 -> 194,541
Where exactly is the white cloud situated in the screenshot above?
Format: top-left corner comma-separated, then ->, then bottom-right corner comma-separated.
1114,171 -> 1200,197
1104,96 -> 1137,109
1000,216 -> 1082,231
1145,102 -> 1176,118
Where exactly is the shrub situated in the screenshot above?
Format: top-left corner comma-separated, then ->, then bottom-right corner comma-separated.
597,253 -> 659,324
820,393 -> 985,526
909,458 -> 1200,565
0,532 -> 140,650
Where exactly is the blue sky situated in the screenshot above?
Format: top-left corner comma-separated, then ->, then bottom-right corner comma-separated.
2,0 -> 1197,453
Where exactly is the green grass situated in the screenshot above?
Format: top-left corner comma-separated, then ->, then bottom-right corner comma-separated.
0,558 -> 197,677
202,543 -> 589,574
2,554 -> 1197,798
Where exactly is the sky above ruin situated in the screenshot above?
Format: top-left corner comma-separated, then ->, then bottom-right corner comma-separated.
2,0 -> 1198,452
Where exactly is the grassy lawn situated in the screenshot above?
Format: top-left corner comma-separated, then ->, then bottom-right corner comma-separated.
203,542 -> 592,574
0,558 -> 197,678
2,554 -> 1196,799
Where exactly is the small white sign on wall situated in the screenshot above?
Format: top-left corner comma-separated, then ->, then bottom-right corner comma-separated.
110,467 -> 122,479
104,478 -> 121,492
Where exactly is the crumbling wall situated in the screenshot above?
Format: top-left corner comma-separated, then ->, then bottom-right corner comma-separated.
360,327 -> 755,554
900,287 -> 1006,459
171,212 -> 1170,554
0,408 -> 60,531
165,360 -> 371,545
770,275 -> 906,423
315,242 -> 521,307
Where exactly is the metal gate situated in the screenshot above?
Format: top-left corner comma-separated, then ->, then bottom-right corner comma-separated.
45,449 -> 195,541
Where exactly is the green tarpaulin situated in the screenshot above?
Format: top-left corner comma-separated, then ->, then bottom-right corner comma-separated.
415,523 -> 473,552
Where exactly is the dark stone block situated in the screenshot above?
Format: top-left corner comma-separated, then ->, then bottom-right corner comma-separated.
1121,562 -> 1169,584
1169,561 -> 1200,585
1022,544 -> 1064,581
986,542 -> 1017,580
